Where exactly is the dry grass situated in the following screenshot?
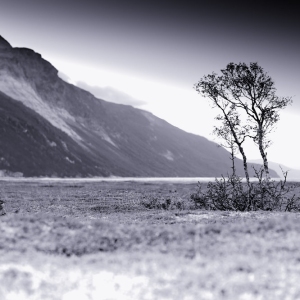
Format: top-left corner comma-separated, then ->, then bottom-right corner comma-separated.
1,180 -> 300,299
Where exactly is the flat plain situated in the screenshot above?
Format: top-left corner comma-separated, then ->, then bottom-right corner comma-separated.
1,179 -> 300,300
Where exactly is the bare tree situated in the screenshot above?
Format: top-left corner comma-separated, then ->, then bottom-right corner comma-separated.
195,62 -> 292,178
192,62 -> 297,212
194,72 -> 251,188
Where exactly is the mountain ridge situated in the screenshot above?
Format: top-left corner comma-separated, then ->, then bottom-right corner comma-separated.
0,35 -> 12,49
0,35 -> 278,177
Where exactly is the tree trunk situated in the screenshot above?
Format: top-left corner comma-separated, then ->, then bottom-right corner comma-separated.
239,147 -> 250,185
237,144 -> 253,210
229,143 -> 236,177
235,143 -> 252,208
258,127 -> 269,178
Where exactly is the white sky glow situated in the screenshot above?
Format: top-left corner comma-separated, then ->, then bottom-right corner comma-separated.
52,58 -> 300,170
53,59 -> 215,136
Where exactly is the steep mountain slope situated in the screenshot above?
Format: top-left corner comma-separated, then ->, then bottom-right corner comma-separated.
0,91 -> 120,177
0,35 -> 278,177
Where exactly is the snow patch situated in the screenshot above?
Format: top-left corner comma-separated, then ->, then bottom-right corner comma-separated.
65,157 -> 75,164
48,141 -> 57,147
101,132 -> 117,147
0,72 -> 82,142
97,127 -> 117,147
162,150 -> 174,161
61,141 -> 68,151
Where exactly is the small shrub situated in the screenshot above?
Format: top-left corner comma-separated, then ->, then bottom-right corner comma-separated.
161,199 -> 171,210
191,168 -> 300,212
140,197 -> 186,210
191,175 -> 249,211
0,200 -> 6,216
141,197 -> 162,209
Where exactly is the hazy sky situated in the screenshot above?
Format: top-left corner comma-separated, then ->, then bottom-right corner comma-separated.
1,0 -> 299,168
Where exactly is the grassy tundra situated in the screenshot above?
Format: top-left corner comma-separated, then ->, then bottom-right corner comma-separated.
1,180 -> 300,300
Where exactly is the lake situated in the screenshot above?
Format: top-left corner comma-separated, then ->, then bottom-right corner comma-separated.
1,176 -> 300,183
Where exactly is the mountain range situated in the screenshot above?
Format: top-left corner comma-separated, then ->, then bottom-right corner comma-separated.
0,35 -> 278,178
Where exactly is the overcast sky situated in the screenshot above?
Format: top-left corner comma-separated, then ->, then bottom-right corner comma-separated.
1,0 -> 299,169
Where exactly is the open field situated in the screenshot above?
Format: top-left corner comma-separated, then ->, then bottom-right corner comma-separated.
1,180 -> 300,299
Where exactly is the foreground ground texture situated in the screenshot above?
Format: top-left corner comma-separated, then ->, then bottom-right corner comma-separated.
1,180 -> 300,299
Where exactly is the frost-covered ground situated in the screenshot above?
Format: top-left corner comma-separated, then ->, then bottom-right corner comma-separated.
1,180 -> 300,299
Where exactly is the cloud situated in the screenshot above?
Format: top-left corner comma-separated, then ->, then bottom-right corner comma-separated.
58,71 -> 71,83
76,81 -> 147,107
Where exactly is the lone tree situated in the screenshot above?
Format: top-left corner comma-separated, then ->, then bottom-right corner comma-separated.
191,62 -> 297,211
194,62 -> 292,179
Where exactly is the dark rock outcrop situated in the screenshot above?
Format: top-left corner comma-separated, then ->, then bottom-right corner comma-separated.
0,36 -> 12,49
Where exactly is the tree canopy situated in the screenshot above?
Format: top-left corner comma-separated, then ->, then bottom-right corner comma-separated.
195,62 -> 292,179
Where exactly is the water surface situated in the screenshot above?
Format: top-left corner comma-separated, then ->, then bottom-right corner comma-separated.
1,177 -> 300,183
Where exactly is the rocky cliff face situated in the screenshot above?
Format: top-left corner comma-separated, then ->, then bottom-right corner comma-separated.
0,35 -> 278,177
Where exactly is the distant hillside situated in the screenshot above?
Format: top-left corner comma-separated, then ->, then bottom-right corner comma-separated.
249,159 -> 300,179
0,35 -> 278,177
0,91 -> 109,177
